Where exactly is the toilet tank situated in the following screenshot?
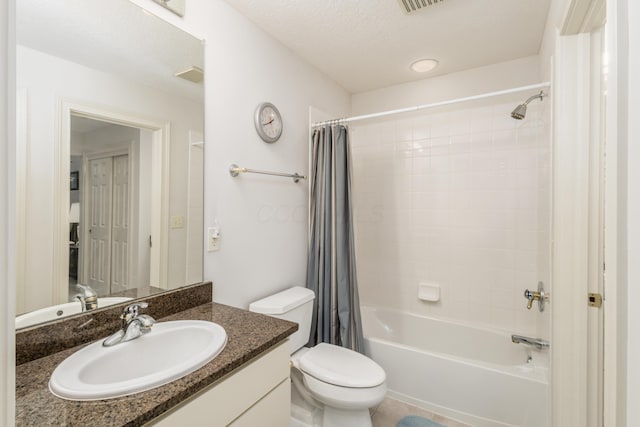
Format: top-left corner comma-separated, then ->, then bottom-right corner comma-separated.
249,286 -> 315,353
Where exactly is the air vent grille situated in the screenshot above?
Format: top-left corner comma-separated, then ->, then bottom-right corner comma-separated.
175,66 -> 204,84
397,0 -> 445,14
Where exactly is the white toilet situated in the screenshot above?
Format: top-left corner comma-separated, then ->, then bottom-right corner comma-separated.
249,286 -> 386,427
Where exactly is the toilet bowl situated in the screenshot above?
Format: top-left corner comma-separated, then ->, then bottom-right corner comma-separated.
249,287 -> 386,427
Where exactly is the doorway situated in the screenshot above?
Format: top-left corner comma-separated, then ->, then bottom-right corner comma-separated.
70,116 -> 145,297
55,101 -> 170,304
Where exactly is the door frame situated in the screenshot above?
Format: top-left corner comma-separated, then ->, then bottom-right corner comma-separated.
553,0 -> 607,425
53,99 -> 171,303
602,0 -> 630,425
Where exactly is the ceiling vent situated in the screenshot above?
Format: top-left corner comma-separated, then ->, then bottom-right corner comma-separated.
175,66 -> 204,84
397,0 -> 445,14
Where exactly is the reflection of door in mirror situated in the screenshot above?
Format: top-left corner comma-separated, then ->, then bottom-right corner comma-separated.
86,155 -> 128,295
70,116 -> 155,299
87,156 -> 118,294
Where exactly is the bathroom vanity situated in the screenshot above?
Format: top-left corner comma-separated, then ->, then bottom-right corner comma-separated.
151,340 -> 290,426
15,283 -> 296,426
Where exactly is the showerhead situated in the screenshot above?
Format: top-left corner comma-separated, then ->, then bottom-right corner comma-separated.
511,103 -> 528,120
511,91 -> 547,120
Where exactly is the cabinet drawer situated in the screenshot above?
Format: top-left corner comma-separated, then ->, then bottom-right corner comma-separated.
229,379 -> 290,427
150,340 -> 290,426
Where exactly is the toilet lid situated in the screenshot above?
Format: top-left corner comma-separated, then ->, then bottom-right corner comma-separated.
298,343 -> 386,388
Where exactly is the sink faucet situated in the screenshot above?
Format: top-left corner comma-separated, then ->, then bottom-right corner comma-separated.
103,302 -> 156,347
76,284 -> 98,311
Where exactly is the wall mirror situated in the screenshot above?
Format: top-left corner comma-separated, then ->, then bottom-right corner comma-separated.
15,0 -> 205,329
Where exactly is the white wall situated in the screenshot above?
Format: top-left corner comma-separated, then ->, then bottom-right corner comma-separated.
625,0 -> 639,424
352,56 -> 543,115
538,0 -> 572,80
605,0 -> 635,425
71,123 -> 140,155
1,0 -> 16,424
350,57 -> 551,336
133,0 -> 351,308
16,45 -> 203,313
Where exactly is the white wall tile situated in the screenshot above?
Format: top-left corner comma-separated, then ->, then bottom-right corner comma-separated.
412,116 -> 431,141
431,137 -> 451,156
471,131 -> 493,151
450,134 -> 473,154
430,114 -> 451,138
470,107 -> 494,133
353,100 -> 550,336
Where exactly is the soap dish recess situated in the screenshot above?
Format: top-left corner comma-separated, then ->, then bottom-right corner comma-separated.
418,283 -> 440,302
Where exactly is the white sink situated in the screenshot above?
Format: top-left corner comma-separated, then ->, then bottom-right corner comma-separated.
49,320 -> 227,400
15,297 -> 133,329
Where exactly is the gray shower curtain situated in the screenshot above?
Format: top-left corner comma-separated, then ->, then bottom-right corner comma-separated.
306,124 -> 364,353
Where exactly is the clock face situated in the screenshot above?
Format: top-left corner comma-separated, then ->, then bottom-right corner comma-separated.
255,103 -> 283,143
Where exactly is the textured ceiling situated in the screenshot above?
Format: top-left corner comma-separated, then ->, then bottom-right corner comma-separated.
17,0 -> 204,101
222,0 -> 552,93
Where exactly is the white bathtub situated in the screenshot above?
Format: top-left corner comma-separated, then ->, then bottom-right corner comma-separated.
361,306 -> 549,427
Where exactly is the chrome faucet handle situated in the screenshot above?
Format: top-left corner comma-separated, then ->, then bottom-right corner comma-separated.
121,302 -> 149,322
135,314 -> 156,329
524,289 -> 539,310
523,282 -> 549,312
103,302 -> 154,347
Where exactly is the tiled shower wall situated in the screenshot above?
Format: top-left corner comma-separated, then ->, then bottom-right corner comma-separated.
351,98 -> 550,337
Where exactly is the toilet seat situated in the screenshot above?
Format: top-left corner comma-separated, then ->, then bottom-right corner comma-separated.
302,371 -> 387,410
298,343 -> 386,388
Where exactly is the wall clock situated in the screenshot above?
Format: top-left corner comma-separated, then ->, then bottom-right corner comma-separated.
254,102 -> 283,143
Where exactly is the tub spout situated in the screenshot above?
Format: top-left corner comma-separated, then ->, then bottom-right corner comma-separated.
76,284 -> 98,311
511,334 -> 549,350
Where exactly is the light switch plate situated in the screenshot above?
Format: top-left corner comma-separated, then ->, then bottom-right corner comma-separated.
170,216 -> 184,229
207,227 -> 220,252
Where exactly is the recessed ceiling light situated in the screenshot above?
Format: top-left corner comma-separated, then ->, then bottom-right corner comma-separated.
410,59 -> 439,73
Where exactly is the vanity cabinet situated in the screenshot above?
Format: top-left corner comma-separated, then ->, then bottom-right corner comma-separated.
149,340 -> 291,426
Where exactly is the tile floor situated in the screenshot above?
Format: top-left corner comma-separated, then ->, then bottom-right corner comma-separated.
371,398 -> 471,427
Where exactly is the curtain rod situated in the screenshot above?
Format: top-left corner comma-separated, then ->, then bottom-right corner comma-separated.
311,82 -> 551,128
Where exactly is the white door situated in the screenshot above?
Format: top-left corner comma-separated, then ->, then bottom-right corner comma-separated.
110,154 -> 129,294
87,157 -> 112,291
86,154 -> 130,294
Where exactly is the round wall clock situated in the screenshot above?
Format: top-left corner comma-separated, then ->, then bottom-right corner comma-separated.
254,102 -> 283,143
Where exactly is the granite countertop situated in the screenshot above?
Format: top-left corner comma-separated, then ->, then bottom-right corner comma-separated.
15,302 -> 297,427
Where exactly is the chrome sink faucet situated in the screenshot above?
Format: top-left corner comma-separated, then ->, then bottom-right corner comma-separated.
76,284 -> 98,312
103,302 -> 156,347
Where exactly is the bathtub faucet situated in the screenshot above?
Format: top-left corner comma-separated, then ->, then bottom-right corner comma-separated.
511,334 -> 549,350
76,284 -> 98,312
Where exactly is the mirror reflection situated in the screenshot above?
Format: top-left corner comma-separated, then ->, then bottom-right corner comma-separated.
70,117 -> 157,297
16,0 -> 205,328
153,0 -> 186,17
